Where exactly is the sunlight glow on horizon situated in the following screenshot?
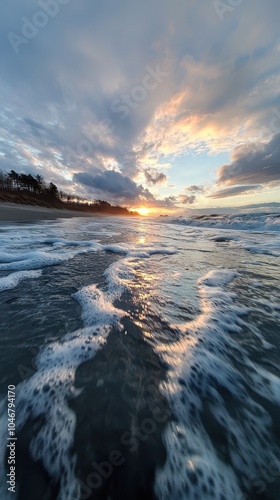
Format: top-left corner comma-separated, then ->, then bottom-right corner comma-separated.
138,207 -> 150,216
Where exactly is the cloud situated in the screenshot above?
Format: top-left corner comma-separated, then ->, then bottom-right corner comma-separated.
73,170 -> 154,203
209,185 -> 261,199
179,194 -> 197,204
185,185 -> 205,193
144,169 -> 167,185
217,133 -> 280,187
0,0 -> 280,206
73,170 -> 180,208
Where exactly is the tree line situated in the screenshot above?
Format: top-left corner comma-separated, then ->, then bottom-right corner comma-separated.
0,170 -> 60,198
0,169 -> 136,215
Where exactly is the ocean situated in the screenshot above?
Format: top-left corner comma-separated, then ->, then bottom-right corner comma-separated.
0,213 -> 280,500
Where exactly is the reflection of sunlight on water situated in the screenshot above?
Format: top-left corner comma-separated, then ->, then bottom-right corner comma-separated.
143,330 -> 153,341
138,236 -> 146,244
135,222 -> 149,245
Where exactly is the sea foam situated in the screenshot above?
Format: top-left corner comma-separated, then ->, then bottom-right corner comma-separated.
0,234 -> 176,500
0,269 -> 126,499
0,270 -> 42,291
155,270 -> 280,499
0,217 -> 279,499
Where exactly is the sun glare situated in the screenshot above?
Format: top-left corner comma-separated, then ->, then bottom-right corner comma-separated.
138,207 -> 150,216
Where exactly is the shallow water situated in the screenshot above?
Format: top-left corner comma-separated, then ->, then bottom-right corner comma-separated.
0,215 -> 280,499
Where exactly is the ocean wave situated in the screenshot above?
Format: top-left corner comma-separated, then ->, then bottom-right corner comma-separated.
0,232 -> 177,500
0,217 -> 279,499
162,212 -> 280,232
155,269 -> 280,499
0,270 -> 42,292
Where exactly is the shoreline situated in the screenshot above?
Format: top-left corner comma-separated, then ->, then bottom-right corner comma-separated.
0,202 -> 101,223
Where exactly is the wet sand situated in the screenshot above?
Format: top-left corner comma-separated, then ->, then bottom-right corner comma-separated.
0,203 -> 94,222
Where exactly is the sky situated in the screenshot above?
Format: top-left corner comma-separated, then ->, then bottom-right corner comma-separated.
0,0 -> 280,212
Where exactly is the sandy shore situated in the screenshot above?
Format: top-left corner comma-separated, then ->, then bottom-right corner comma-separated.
0,203 -> 95,223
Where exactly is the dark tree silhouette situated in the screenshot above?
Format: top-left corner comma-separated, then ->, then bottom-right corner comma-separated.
48,182 -> 59,198
0,169 -> 137,215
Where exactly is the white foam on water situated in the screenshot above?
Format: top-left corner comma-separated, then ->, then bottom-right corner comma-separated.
104,258 -> 135,296
0,240 -> 104,272
0,272 -> 127,499
2,218 -> 279,498
158,215 -> 280,261
155,270 -> 280,499
209,231 -> 280,259
198,269 -> 237,287
0,235 -> 176,274
0,270 -> 42,292
0,236 -> 177,499
103,242 -> 176,258
0,327 -> 107,500
73,284 -> 126,328
0,249 -> 83,271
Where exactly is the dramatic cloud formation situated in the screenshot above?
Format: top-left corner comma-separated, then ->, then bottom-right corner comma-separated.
0,0 -> 279,208
217,133 -> 280,187
74,169 -> 177,207
74,170 -> 154,204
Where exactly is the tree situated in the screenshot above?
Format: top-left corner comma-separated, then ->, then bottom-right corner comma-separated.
8,170 -> 20,190
0,170 -> 10,190
47,182 -> 59,198
35,174 -> 45,193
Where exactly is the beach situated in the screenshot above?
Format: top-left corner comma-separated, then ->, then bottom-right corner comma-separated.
0,203 -> 94,223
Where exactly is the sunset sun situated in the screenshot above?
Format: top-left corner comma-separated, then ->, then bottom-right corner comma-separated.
138,207 -> 150,216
